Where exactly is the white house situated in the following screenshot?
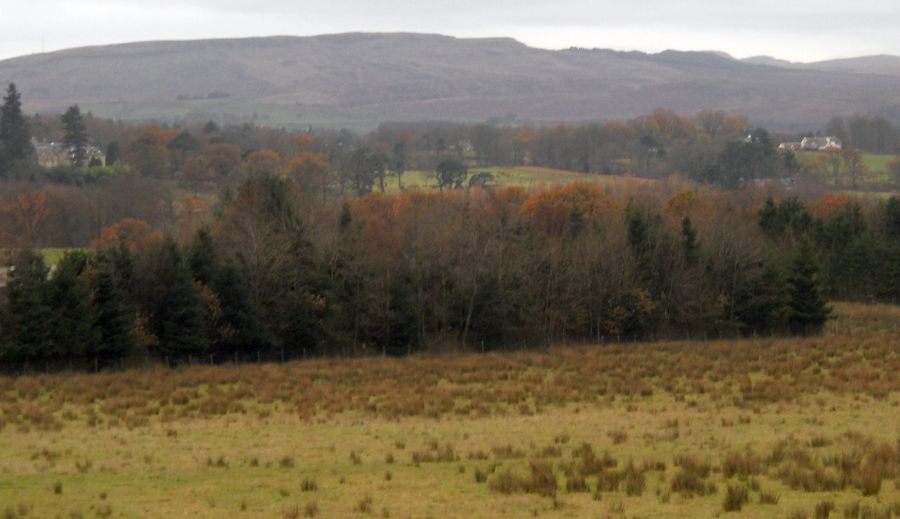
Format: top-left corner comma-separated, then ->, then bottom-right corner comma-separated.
800,136 -> 842,151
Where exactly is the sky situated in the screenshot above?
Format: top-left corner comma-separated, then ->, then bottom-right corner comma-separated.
1,0 -> 899,62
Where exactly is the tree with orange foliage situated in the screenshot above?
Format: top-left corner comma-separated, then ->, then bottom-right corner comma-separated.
92,218 -> 162,253
175,194 -> 211,242
284,152 -> 330,198
1,191 -> 49,248
245,149 -> 282,177
127,125 -> 176,177
182,155 -> 215,192
520,182 -> 622,237
204,143 -> 242,178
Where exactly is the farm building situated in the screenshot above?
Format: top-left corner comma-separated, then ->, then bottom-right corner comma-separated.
800,136 -> 842,151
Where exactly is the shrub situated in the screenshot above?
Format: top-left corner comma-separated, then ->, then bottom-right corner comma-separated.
759,490 -> 780,504
566,475 -> 588,493
722,450 -> 761,478
622,463 -> 646,496
857,463 -> 882,496
815,500 -> 834,519
670,456 -> 716,498
722,485 -> 749,512
843,501 -> 860,518
355,495 -> 373,514
349,451 -> 362,465
488,461 -> 558,497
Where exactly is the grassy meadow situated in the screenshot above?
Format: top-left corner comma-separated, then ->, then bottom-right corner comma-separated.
388,166 -> 653,193
797,151 -> 899,188
0,302 -> 899,518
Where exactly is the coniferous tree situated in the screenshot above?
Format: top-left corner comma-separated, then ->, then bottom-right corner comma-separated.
0,83 -> 35,177
187,227 -> 218,285
277,231 -> 322,357
187,228 -> 270,358
383,274 -> 420,356
61,105 -> 89,167
787,238 -> 831,335
884,196 -> 900,242
45,252 -> 98,362
142,237 -> 208,362
209,265 -> 271,359
3,250 -> 52,363
732,262 -> 790,336
105,141 -> 121,166
681,216 -> 699,266
91,254 -> 136,365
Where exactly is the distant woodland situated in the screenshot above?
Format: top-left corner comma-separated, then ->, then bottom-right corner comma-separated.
1,83 -> 899,369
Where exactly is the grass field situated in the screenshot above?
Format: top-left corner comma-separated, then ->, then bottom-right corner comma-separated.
389,167 -> 653,193
0,302 -> 898,518
797,151 -> 899,187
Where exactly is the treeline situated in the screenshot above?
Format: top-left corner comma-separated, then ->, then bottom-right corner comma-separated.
825,115 -> 900,155
4,80 -> 894,198
4,172 -> 899,369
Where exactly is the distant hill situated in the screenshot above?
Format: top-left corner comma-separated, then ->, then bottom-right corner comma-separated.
806,55 -> 900,77
2,33 -> 900,131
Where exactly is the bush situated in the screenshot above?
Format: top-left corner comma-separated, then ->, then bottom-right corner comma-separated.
723,484 -> 749,512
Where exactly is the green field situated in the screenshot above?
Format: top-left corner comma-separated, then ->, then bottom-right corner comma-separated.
0,302 -> 898,518
797,151 -> 899,187
390,166 -> 653,193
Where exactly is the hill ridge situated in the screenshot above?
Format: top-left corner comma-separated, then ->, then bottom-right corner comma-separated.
2,32 -> 899,131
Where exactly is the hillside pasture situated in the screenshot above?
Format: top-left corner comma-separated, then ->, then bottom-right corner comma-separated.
797,151 -> 899,187
0,302 -> 898,518
391,166 -> 654,192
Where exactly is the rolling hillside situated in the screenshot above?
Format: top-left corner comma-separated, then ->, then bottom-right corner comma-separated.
2,33 -> 900,130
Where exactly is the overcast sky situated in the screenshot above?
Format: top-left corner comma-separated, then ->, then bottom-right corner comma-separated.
1,0 -> 899,62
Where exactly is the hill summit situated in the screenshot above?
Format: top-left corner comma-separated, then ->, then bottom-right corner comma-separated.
2,33 -> 899,130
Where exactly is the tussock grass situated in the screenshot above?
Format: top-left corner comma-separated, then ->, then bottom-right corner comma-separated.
0,301 -> 897,518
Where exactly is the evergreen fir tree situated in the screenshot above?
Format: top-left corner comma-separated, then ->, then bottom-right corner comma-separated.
61,105 -> 89,167
90,256 -> 135,365
105,141 -> 121,166
45,252 -> 99,362
732,261 -> 790,336
758,197 -> 779,234
384,274 -> 420,356
187,227 -> 218,285
681,216 -> 699,266
884,196 -> 900,242
209,265 -> 271,359
4,250 -> 52,363
147,237 -> 208,361
277,234 -> 322,358
0,83 -> 35,177
787,238 -> 831,335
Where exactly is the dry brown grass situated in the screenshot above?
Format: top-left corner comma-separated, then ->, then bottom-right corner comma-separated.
0,302 -> 897,518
